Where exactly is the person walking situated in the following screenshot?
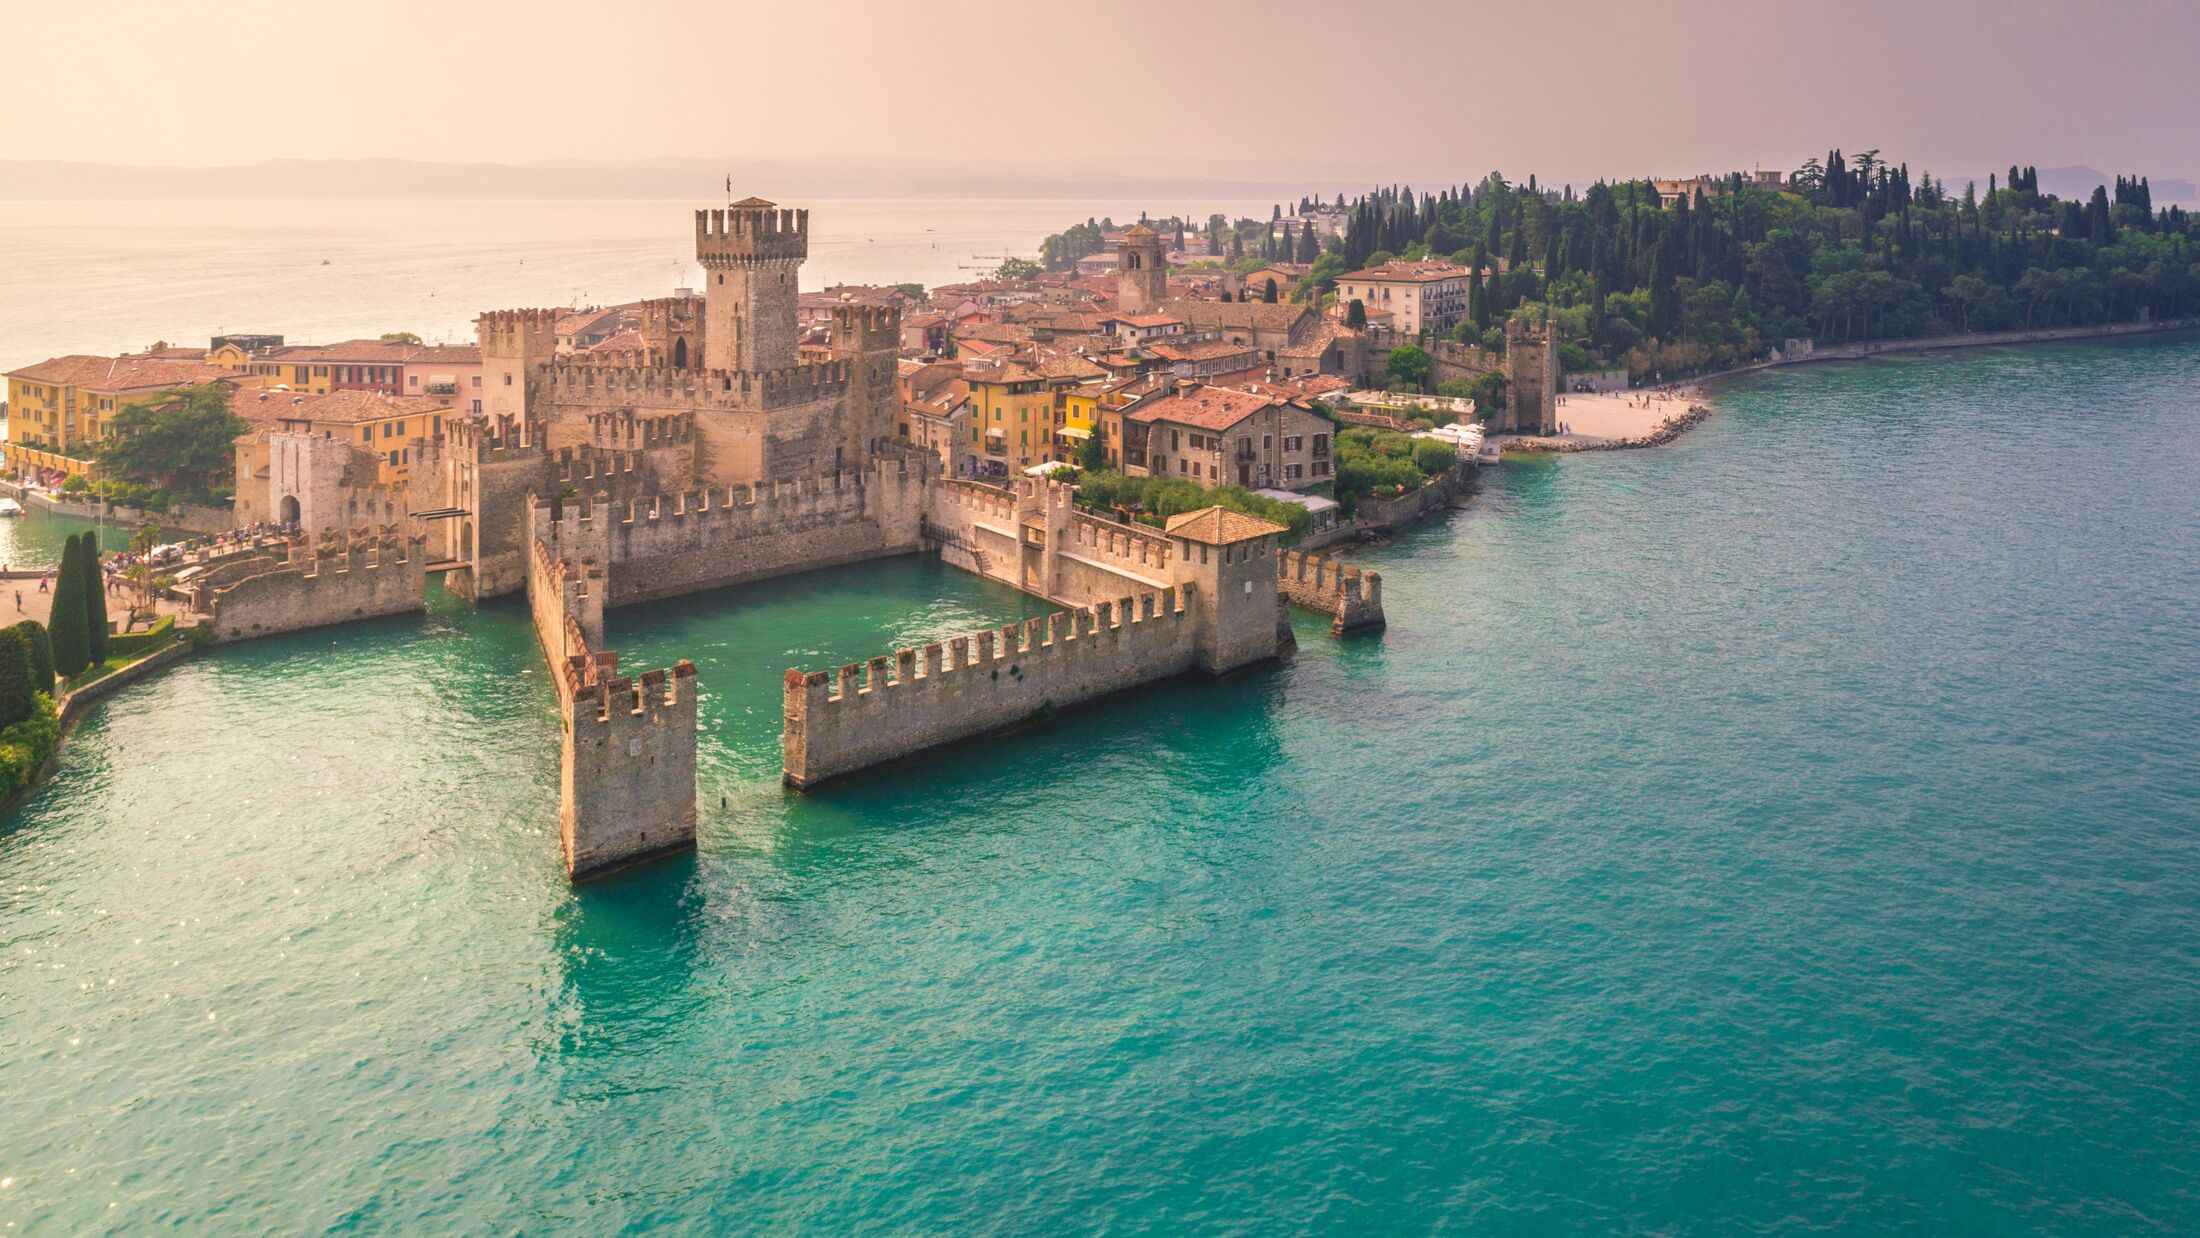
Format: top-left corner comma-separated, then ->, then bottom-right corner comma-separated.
13,591 -> 20,613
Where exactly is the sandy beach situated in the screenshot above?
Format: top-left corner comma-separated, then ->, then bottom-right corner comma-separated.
1494,386 -> 1708,450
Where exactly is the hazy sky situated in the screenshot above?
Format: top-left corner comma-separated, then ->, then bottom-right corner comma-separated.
5,0 -> 2196,182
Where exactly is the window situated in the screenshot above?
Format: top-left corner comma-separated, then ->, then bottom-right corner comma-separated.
1313,460 -> 1331,477
470,400 -> 482,414
361,428 -> 372,443
471,375 -> 482,388
1285,463 -> 1303,480
1283,435 -> 1302,451
409,376 -> 419,387
503,374 -> 512,386
388,450 -> 401,467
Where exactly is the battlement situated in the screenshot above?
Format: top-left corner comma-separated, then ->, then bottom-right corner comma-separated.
1065,510 -> 1176,576
479,307 -> 561,334
1277,549 -> 1385,635
695,203 -> 809,265
586,409 -> 694,452
829,302 -> 902,350
200,531 -> 427,643
537,358 -> 849,411
781,586 -> 1200,788
444,413 -> 548,461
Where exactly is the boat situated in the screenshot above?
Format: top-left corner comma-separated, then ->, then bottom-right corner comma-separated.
0,498 -> 22,517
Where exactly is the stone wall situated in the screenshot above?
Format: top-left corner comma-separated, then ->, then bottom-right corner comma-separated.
521,495 -> 697,882
563,655 -> 699,881
782,588 -> 1199,788
1276,550 -> 1385,634
587,458 -> 930,606
199,534 -> 426,643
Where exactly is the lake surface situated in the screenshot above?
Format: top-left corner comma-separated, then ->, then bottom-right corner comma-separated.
5,336 -> 2200,1232
0,197 -> 1271,370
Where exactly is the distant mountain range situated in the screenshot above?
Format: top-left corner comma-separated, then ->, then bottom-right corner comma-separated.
7,156 -> 2190,208
0,156 -> 1358,202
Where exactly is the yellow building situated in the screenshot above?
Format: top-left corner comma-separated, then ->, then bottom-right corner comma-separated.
4,355 -> 251,477
963,361 -> 1054,473
237,389 -> 456,485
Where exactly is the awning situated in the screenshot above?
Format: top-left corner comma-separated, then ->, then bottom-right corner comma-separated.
1055,426 -> 1092,440
1254,487 -> 1339,514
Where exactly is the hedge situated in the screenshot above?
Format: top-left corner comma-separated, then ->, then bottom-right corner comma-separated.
108,616 -> 179,658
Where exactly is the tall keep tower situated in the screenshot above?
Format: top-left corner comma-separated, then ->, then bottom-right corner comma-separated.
696,198 -> 807,373
1116,223 -> 1167,312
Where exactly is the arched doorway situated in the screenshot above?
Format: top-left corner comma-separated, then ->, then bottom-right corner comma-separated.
672,337 -> 688,368
279,495 -> 300,526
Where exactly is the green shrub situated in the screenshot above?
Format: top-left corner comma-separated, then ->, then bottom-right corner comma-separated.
11,621 -> 53,691
1071,470 -> 1309,544
0,693 -> 59,802
0,628 -> 31,730
1413,439 -> 1459,475
107,616 -> 177,659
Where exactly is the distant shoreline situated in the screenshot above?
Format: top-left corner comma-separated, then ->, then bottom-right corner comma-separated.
1702,317 -> 2200,388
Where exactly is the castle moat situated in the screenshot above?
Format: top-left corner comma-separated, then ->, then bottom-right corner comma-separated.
7,337 -> 2200,1230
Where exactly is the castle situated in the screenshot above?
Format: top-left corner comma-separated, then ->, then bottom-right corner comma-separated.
216,198 -> 1385,883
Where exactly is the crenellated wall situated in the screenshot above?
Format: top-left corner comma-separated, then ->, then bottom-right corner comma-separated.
564,457 -> 931,606
521,491 -> 697,881
1276,550 -> 1385,634
562,653 -> 699,881
783,587 -> 1199,788
199,533 -> 426,643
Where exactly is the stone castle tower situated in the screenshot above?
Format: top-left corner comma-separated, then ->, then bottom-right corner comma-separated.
1116,223 -> 1167,312
1503,315 -> 1559,434
696,199 -> 807,373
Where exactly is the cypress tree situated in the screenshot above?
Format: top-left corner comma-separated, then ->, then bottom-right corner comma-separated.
1263,278 -> 1279,303
0,627 -> 31,729
83,531 -> 110,666
49,534 -> 89,680
11,620 -> 53,693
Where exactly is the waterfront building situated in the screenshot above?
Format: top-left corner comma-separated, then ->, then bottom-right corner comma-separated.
2,355 -> 254,478
1121,382 -> 1335,491
1331,262 -> 1473,336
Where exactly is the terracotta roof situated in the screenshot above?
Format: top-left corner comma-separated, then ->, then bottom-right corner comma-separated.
1126,384 -> 1282,432
1167,299 -> 1312,333
1165,506 -> 1288,545
730,196 -> 777,208
1148,339 -> 1258,363
242,388 -> 456,426
1123,223 -> 1161,238
1105,312 -> 1184,328
265,340 -> 480,365
1030,353 -> 1108,381
5,354 -> 238,391
964,361 -> 1042,385
1337,261 -> 1474,284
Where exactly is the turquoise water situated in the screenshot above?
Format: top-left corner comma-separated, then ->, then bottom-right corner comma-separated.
6,338 -> 2200,1232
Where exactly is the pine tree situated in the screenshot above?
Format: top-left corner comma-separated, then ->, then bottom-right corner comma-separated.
11,621 -> 53,693
0,627 -> 31,729
49,534 -> 89,680
83,530 -> 109,666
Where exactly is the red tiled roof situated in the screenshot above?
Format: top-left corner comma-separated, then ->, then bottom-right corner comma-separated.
1126,384 -> 1283,432
5,354 -> 238,391
1337,261 -> 1474,284
1164,506 -> 1288,545
241,388 -> 456,426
